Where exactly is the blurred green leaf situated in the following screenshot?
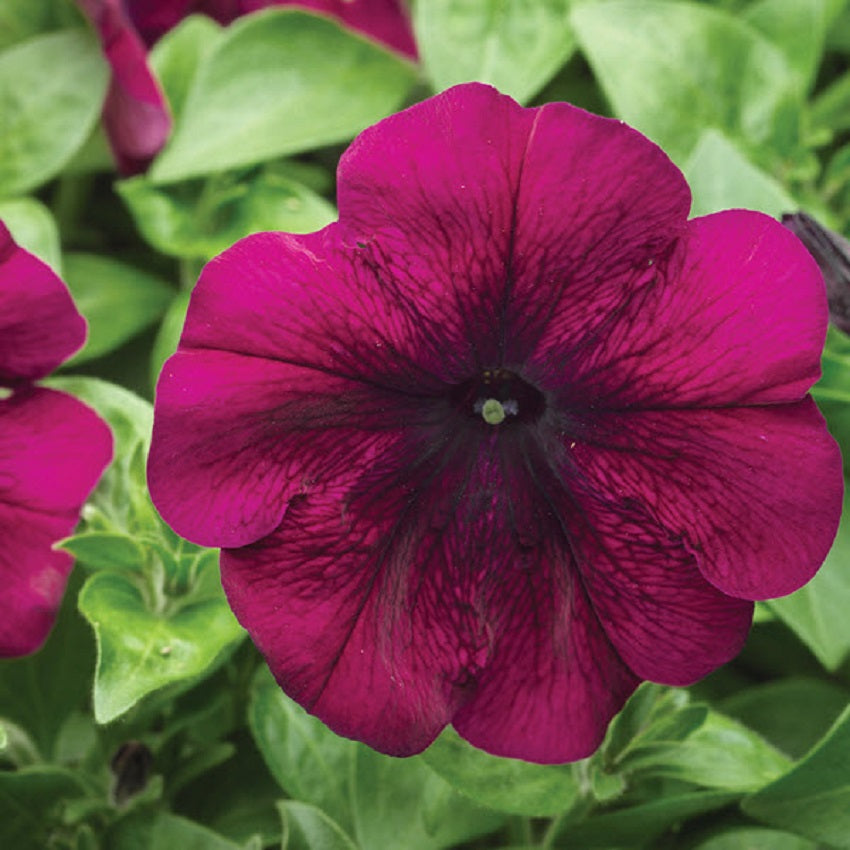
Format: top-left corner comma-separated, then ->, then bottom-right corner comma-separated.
248,667 -> 355,835
278,802 -> 357,850
767,488 -> 850,670
556,790 -> 738,847
109,811 -> 246,850
744,704 -> 850,847
421,726 -> 580,817
353,745 -> 503,850
149,14 -> 223,121
690,827 -> 818,849
118,167 -> 335,261
571,0 -> 800,162
0,29 -> 108,196
62,253 -> 173,365
150,290 -> 190,391
721,677 -> 850,758
0,767 -> 89,850
150,9 -> 416,183
811,69 -> 850,134
683,129 -> 796,217
0,0 -> 73,50
79,567 -> 243,724
743,0 -> 831,90
0,196 -> 61,271
414,0 -> 574,103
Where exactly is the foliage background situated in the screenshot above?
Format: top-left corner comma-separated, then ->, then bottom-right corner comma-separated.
2,0 -> 850,847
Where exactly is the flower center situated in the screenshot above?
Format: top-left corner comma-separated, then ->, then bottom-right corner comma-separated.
450,368 -> 545,426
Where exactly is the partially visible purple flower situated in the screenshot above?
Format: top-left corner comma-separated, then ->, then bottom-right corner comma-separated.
148,84 -> 842,763
0,224 -> 112,656
76,0 -> 417,175
783,212 -> 850,334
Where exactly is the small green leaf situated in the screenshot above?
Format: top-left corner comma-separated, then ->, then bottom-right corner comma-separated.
421,726 -> 580,817
0,196 -> 61,271
62,253 -> 174,365
109,812 -> 246,850
767,489 -> 850,670
690,827 -> 818,849
744,704 -> 850,847
621,709 -> 789,791
414,0 -> 575,103
278,802 -> 358,850
571,0 -> 799,162
353,746 -> 503,850
79,569 -> 244,723
150,290 -> 190,390
150,9 -> 416,183
556,791 -> 739,847
149,14 -> 223,121
0,29 -> 108,196
0,722 -> 6,749
118,167 -> 335,261
683,129 -> 796,218
0,767 -> 88,850
811,69 -> 850,133
57,532 -> 145,573
248,667 -> 355,835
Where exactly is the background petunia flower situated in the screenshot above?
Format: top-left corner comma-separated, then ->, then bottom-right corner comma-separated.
0,223 -> 113,657
76,0 -> 417,175
148,83 -> 843,763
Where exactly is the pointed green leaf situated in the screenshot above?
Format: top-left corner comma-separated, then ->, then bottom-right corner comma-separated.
414,0 -> 575,103
278,802 -> 358,850
0,196 -> 61,271
150,9 -> 415,183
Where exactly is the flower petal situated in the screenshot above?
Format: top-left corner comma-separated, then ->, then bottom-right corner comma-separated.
0,223 -> 86,383
78,0 -> 172,174
568,400 -> 842,600
530,211 -> 827,408
337,84 -> 690,366
0,388 -> 112,655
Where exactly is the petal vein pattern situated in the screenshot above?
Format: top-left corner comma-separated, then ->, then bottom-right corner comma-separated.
148,83 -> 843,762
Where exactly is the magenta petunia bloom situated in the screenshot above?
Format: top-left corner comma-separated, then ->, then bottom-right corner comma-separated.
0,224 -> 113,657
148,84 -> 843,763
77,0 -> 416,174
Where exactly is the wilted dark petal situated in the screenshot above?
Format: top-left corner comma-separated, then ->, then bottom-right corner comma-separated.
337,84 -> 690,365
0,388 -> 113,656
783,211 -> 850,333
77,0 -> 172,174
568,400 -> 842,600
0,223 -> 86,383
559,493 -> 753,684
531,211 -> 827,409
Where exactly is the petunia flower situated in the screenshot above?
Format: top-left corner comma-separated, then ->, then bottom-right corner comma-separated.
0,223 -> 112,657
148,84 -> 843,763
76,0 -> 417,175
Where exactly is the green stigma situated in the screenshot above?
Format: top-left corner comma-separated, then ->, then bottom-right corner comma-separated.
481,398 -> 506,425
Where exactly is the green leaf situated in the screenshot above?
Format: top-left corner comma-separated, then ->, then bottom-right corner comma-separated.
691,827 -> 819,849
150,290 -> 190,390
421,726 -> 580,817
0,0 -> 79,52
0,767 -> 89,850
414,0 -> 574,103
79,568 -> 244,723
118,167 -> 335,261
811,69 -> 850,133
278,802 -> 358,850
248,667 -> 355,835
0,29 -> 108,196
556,791 -> 738,847
0,722 -> 6,750
0,196 -> 61,271
62,253 -> 174,365
109,812 -> 246,850
353,746 -> 503,850
570,0 -> 799,162
743,0 -> 831,90
682,129 -> 796,218
621,709 -> 789,791
721,677 -> 850,759
148,14 -> 223,121
766,488 -> 850,670
744,704 -> 850,847
150,9 -> 416,183
57,532 -> 145,573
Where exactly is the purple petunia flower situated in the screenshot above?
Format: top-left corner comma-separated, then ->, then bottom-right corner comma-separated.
147,84 -> 843,763
76,0 -> 417,175
0,224 -> 112,657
